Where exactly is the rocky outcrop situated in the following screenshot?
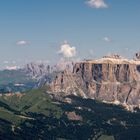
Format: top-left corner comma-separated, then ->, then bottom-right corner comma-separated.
135,52 -> 140,60
23,61 -> 75,88
65,112 -> 82,121
24,63 -> 51,78
50,56 -> 140,110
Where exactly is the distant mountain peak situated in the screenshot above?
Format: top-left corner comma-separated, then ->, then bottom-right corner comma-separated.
5,66 -> 20,70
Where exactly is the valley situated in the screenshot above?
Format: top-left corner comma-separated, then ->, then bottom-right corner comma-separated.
0,87 -> 140,139
0,55 -> 140,139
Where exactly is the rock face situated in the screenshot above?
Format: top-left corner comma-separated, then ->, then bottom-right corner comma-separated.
24,63 -> 51,78
50,56 -> 140,109
135,52 -> 140,60
23,61 -> 75,88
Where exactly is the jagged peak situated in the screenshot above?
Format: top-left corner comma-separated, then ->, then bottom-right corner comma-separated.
103,54 -> 123,59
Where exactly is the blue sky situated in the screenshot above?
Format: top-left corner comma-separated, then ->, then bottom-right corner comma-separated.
0,0 -> 140,68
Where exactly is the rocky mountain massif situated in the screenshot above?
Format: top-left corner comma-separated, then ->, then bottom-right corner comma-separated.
50,54 -> 140,110
1,54 -> 140,139
1,53 -> 140,110
0,61 -> 73,93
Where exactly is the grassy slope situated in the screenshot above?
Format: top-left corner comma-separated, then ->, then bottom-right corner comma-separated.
0,88 -> 62,118
0,88 -> 140,139
0,88 -> 64,139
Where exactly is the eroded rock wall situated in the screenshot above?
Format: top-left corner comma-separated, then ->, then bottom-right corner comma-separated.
50,60 -> 140,107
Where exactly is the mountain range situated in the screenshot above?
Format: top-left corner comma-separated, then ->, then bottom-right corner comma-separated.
1,53 -> 140,139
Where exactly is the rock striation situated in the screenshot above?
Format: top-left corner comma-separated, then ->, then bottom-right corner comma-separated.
50,55 -> 140,110
24,63 -> 51,78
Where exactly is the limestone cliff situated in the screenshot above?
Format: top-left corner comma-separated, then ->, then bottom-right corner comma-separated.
50,56 -> 140,109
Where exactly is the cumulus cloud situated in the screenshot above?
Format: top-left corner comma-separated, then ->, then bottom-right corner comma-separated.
86,0 -> 108,8
103,37 -> 112,42
58,42 -> 76,58
16,40 -> 29,46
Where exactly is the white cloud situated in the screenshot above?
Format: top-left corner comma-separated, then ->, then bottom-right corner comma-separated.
16,40 -> 29,46
58,42 -> 76,58
86,0 -> 108,9
103,37 -> 111,42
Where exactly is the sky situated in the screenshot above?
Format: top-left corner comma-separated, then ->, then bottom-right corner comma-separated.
0,0 -> 140,69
